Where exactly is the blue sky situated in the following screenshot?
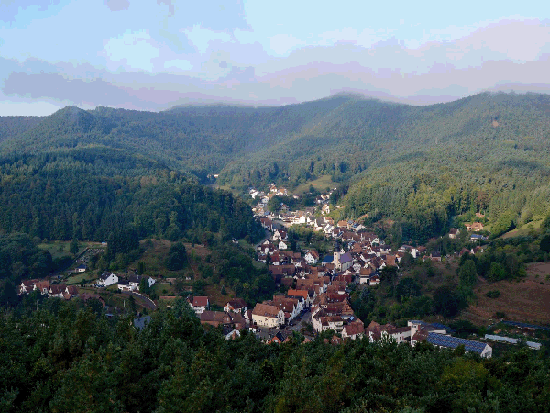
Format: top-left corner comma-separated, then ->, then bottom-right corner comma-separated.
1,0 -> 549,115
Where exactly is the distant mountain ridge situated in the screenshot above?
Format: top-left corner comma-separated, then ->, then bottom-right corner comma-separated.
3,91 -> 550,242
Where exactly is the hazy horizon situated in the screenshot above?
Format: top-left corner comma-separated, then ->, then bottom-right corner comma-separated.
1,1 -> 549,116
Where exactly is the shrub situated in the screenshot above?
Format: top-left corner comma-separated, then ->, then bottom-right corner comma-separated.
486,290 -> 501,299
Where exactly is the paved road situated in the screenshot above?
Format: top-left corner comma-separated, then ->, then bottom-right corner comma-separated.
121,291 -> 157,310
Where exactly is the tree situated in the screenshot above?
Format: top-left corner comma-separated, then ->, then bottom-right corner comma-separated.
434,285 -> 464,318
128,295 -> 137,315
395,277 -> 422,302
70,238 -> 79,256
488,262 -> 506,282
458,260 -> 478,286
167,242 -> 187,271
540,234 -> 550,253
139,277 -> 150,295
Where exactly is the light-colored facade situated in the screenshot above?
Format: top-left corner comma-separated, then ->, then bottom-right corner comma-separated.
252,303 -> 285,328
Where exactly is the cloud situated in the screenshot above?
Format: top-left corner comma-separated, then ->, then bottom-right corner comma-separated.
102,30 -> 159,71
268,34 -> 306,56
183,24 -> 232,54
164,59 -> 192,71
0,0 -> 61,22
104,0 -> 130,12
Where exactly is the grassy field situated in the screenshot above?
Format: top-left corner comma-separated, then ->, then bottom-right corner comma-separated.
294,175 -> 334,195
463,268 -> 550,326
65,272 -> 92,285
38,240 -> 104,260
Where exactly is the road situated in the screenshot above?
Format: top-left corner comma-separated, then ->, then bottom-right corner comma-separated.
121,291 -> 157,310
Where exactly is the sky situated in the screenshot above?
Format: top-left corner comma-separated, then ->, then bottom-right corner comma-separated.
1,0 -> 549,115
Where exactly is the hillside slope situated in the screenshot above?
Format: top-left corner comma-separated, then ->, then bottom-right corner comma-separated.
3,92 -> 550,242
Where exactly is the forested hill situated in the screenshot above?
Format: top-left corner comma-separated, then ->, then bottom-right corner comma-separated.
3,92 -> 550,242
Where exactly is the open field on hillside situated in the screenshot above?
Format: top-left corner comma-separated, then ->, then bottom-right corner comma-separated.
294,174 -> 334,195
465,269 -> 550,326
38,240 -> 103,260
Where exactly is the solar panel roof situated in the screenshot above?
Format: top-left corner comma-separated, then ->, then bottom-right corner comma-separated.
427,333 -> 487,354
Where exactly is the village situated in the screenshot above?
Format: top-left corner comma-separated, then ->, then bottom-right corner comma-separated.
177,183 -> 499,355
15,183 -> 532,357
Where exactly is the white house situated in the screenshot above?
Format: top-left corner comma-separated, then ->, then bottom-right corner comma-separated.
98,272 -> 118,287
304,251 -> 319,264
279,240 -> 288,250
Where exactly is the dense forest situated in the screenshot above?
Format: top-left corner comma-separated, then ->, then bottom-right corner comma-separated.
3,92 -> 550,242
1,297 -> 549,413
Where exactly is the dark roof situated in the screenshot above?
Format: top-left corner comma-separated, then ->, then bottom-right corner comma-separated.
340,252 -> 352,263
323,255 -> 334,263
134,316 -> 151,331
501,321 -> 550,331
427,333 -> 488,354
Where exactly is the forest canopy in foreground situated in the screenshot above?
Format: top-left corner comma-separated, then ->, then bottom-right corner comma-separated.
1,297 -> 549,413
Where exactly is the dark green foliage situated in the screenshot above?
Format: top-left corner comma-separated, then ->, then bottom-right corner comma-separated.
434,285 -> 466,318
0,150 -> 262,244
540,235 -> 550,253
486,290 -> 501,299
458,259 -> 478,286
4,93 -> 550,245
70,238 -> 79,256
0,233 -> 52,284
395,277 -> 422,302
1,299 -> 550,413
166,242 -> 187,271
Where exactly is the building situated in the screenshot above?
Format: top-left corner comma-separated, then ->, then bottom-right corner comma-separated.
334,251 -> 353,272
251,303 -> 285,328
224,298 -> 247,314
190,296 -> 210,315
426,333 -> 492,358
98,272 -> 118,287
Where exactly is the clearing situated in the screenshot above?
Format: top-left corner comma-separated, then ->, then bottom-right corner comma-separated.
294,175 -> 334,195
465,269 -> 550,326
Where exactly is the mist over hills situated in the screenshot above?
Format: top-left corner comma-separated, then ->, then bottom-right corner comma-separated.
2,91 -> 550,242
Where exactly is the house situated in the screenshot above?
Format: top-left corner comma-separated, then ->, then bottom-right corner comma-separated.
269,296 -> 302,321
287,289 -> 312,307
49,284 -> 66,298
18,280 -> 36,295
342,320 -> 365,340
466,222 -> 484,232
312,313 -> 344,332
448,229 -> 459,239
251,303 -> 285,328
304,250 -> 319,264
279,240 -> 288,250
425,333 -> 492,358
75,264 -> 87,273
190,296 -> 210,315
34,280 -> 50,295
64,285 -> 79,298
224,328 -> 241,341
322,204 -> 330,215
98,272 -> 118,287
117,279 -> 134,292
200,311 -> 232,327
268,330 -> 293,344
224,298 -> 247,314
